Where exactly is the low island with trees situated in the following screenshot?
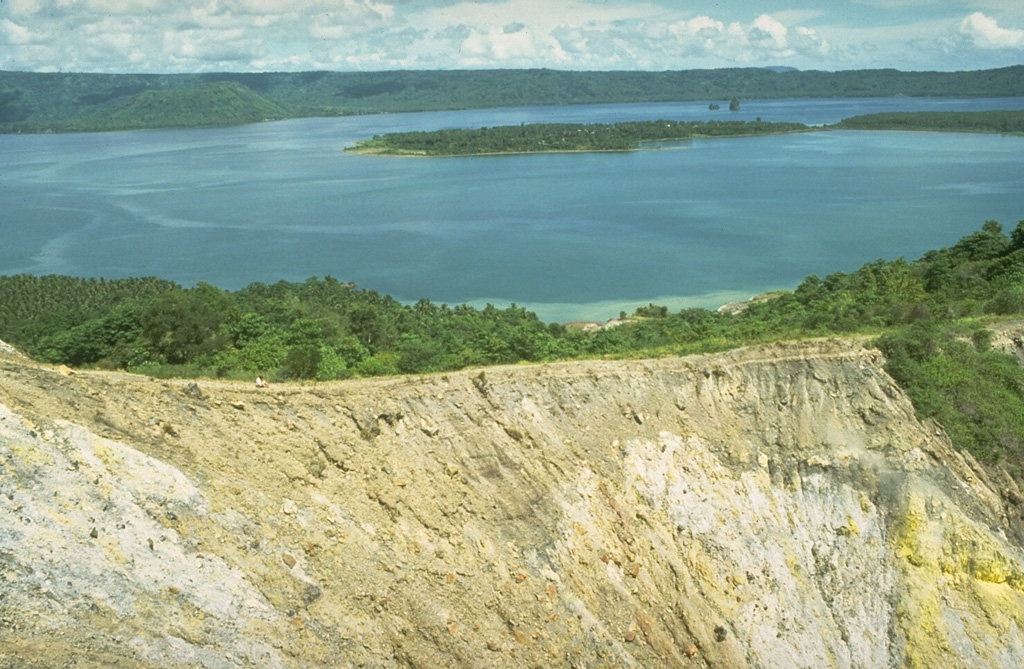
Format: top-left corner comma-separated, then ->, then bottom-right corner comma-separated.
346,110 -> 1024,157
346,119 -> 810,156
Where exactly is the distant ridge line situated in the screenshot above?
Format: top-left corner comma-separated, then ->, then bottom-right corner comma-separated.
2,65 -> 1023,133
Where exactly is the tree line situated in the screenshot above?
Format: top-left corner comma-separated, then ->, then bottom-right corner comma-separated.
4,66 -> 1024,132
348,119 -> 810,155
349,111 -> 1024,157
1,219 -> 1023,478
835,110 -> 1024,134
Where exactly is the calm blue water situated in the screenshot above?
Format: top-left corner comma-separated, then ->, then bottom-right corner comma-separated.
3,97 -> 1024,322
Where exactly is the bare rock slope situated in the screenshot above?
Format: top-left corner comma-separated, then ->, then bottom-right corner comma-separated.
2,338 -> 1024,668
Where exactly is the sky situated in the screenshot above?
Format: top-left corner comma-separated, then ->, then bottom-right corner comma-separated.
1,0 -> 1023,74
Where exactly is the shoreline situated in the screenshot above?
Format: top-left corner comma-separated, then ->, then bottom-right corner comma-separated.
345,127 -> 816,158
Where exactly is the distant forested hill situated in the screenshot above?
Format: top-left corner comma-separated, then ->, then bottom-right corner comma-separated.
42,81 -> 297,132
2,66 -> 1023,133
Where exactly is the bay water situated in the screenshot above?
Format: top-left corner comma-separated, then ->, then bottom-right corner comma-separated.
2,97 -> 1024,322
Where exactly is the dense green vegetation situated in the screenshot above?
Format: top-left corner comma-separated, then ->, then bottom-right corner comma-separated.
349,110 -> 1024,157
836,110 -> 1024,134
44,82 -> 298,132
0,275 -> 586,380
3,65 -> 1024,133
2,220 -> 1023,477
877,325 -> 1024,468
348,119 -> 809,155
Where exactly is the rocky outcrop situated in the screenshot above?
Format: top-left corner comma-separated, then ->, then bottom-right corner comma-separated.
991,320 -> 1024,367
2,338 -> 1023,668
0,338 -> 24,358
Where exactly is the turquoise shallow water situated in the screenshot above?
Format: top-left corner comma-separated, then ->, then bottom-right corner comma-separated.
2,97 -> 1024,322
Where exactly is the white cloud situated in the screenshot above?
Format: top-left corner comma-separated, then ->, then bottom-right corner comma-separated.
441,21 -> 570,68
163,27 -> 261,63
750,14 -> 789,50
851,0 -> 935,7
231,0 -> 310,14
626,12 -> 832,66
416,0 -> 663,35
3,0 -> 45,18
956,12 -> 1024,49
662,15 -> 724,46
793,27 -> 831,57
1,18 -> 35,44
418,6 -> 837,69
0,0 -> 1021,72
